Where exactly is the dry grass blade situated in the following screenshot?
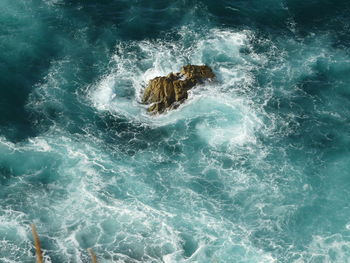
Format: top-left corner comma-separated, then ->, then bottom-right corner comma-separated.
88,248 -> 98,263
31,224 -> 43,263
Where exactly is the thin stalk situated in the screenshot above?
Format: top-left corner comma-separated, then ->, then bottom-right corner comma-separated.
31,224 -> 43,263
88,248 -> 98,263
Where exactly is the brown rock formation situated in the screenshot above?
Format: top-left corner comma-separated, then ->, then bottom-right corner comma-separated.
142,65 -> 215,114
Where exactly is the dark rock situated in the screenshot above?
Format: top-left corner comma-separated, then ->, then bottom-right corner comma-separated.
142,65 -> 215,114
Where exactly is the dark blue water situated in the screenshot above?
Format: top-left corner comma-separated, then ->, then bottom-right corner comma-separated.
1,0 -> 350,262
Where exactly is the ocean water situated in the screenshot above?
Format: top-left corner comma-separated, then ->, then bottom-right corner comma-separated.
1,0 -> 350,262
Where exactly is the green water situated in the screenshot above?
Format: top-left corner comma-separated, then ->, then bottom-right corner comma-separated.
1,0 -> 350,262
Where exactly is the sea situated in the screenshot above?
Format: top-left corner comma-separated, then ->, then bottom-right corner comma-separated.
1,0 -> 350,262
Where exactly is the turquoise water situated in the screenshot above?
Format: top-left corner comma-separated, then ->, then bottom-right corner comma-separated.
1,0 -> 350,262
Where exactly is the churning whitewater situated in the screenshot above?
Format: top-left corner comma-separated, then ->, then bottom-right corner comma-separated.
1,0 -> 350,262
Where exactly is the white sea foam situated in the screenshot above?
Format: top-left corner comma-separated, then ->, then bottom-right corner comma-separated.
294,234 -> 350,263
4,20 -> 346,262
88,28 -> 263,150
0,122 -> 275,262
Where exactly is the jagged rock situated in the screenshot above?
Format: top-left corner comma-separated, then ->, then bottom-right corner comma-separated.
180,64 -> 215,80
142,65 -> 215,114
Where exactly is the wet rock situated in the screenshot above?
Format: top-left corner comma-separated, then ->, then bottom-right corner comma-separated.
142,65 -> 215,114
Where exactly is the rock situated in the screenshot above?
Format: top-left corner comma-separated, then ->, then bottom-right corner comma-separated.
180,64 -> 215,80
142,65 -> 215,114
